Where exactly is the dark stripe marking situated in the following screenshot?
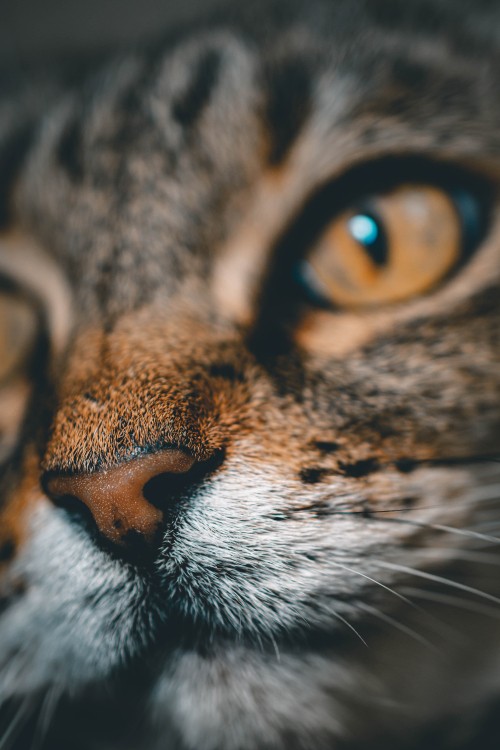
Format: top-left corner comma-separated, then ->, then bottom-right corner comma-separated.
394,458 -> 418,474
208,363 -> 246,382
0,124 -> 35,227
56,111 -> 84,181
0,539 -> 15,563
299,467 -> 330,484
264,56 -> 312,165
172,49 -> 221,129
312,440 -> 340,454
391,58 -> 431,90
338,458 -> 380,478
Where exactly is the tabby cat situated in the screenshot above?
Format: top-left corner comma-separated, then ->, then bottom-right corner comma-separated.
0,0 -> 499,748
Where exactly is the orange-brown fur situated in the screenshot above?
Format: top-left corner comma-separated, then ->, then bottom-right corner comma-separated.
0,2 -> 499,749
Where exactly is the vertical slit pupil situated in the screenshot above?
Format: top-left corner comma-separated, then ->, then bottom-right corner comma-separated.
348,212 -> 388,266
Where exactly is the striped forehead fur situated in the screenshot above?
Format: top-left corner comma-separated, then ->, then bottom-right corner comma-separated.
0,1 -> 499,749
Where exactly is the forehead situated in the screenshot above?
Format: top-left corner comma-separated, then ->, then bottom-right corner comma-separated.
13,0 -> 500,318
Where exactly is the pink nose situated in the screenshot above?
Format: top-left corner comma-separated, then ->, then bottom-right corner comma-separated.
45,449 -> 196,547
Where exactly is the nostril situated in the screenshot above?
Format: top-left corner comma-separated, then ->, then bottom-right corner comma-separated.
143,471 -> 194,508
143,448 -> 226,509
42,447 -> 226,553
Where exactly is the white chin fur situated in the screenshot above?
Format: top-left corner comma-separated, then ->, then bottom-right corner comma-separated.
0,503 -> 151,696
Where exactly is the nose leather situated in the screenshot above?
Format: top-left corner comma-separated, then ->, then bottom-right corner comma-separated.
45,449 -> 196,546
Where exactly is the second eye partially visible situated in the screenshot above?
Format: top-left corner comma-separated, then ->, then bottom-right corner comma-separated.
0,289 -> 38,384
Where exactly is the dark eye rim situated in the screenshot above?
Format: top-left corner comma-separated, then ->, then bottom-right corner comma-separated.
449,186 -> 485,258
289,156 -> 491,310
248,154 -> 492,357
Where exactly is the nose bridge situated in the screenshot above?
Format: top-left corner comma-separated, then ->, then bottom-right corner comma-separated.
40,319 -> 245,553
42,321 -> 238,476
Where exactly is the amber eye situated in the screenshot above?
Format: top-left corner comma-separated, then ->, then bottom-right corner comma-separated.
299,184 -> 475,308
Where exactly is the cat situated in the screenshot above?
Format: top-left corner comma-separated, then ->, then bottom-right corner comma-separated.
0,0 -> 499,748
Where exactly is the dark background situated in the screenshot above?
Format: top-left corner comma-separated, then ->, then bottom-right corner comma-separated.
0,0 -> 222,65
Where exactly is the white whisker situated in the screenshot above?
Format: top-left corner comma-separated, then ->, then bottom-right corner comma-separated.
368,515 -> 500,546
30,686 -> 61,750
400,586 -> 500,621
354,602 -> 436,651
0,696 -> 33,750
374,560 -> 500,608
411,547 -> 500,567
329,560 -> 417,609
328,610 -> 368,647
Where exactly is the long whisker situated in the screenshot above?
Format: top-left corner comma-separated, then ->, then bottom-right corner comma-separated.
0,646 -> 34,701
329,560 -> 417,609
268,632 -> 281,662
408,547 -> 500,567
400,586 -> 500,621
373,560 -> 500,608
333,481 -> 500,517
451,483 -> 500,505
353,601 -> 436,651
366,516 -> 500,546
0,696 -> 34,750
329,560 -> 457,636
327,609 -> 368,647
30,686 -> 61,750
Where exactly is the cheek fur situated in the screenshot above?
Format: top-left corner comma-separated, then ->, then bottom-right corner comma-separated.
0,3 -> 499,749
0,503 -> 154,694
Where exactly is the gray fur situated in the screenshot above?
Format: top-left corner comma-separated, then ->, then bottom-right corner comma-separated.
0,1 -> 499,748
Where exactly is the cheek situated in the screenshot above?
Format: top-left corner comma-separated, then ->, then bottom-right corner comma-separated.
0,378 -> 32,465
0,501 -> 153,693
0,451 -> 47,574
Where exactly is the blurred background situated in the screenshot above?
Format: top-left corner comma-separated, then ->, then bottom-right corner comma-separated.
0,0 -> 224,65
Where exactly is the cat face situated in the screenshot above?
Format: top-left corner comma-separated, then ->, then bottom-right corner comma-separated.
0,1 -> 499,748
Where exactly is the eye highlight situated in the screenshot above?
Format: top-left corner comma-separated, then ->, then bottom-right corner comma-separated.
347,213 -> 387,267
298,183 -> 479,308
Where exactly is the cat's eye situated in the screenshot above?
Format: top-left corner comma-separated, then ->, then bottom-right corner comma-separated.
298,184 -> 480,308
0,290 -> 38,383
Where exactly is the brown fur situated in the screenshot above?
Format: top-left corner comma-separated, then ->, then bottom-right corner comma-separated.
0,2 -> 499,748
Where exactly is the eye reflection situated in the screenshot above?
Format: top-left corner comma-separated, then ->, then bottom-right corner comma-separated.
299,184 -> 468,309
347,213 -> 387,267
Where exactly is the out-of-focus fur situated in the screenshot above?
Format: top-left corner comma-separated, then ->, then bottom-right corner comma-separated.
0,1 -> 499,748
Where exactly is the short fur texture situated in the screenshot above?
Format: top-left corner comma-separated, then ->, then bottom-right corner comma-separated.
0,1 -> 499,748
